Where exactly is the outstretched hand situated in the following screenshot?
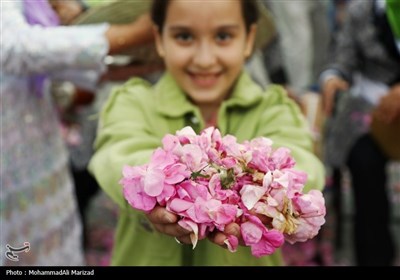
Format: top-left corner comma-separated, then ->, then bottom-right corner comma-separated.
146,206 -> 191,243
146,207 -> 240,247
145,207 -> 249,249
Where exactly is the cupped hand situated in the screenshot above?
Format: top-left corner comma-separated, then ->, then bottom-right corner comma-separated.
208,214 -> 272,249
145,206 -> 192,243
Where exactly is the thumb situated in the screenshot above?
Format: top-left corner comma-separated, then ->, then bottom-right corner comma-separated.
338,80 -> 349,91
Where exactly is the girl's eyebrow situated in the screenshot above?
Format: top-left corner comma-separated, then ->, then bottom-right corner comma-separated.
168,26 -> 191,31
216,25 -> 240,30
168,24 -> 241,31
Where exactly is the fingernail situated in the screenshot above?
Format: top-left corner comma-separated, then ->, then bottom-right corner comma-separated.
226,225 -> 239,236
174,237 -> 183,245
230,229 -> 239,236
165,214 -> 175,223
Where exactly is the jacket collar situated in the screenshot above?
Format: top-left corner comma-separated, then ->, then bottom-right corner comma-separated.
154,71 -> 264,118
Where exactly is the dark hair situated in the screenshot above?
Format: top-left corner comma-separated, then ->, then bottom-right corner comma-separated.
151,0 -> 259,33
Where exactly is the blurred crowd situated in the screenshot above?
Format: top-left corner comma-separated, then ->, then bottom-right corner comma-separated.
1,0 -> 399,266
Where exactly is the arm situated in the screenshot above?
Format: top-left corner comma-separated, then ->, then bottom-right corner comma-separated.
1,2 -> 108,75
320,2 -> 362,115
88,78 -> 161,209
105,14 -> 154,55
1,2 -> 154,76
88,79 -> 193,243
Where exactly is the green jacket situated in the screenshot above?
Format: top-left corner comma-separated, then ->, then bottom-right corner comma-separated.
89,71 -> 325,266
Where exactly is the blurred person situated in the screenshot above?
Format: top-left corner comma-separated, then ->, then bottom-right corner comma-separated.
48,0 -> 99,254
264,0 -> 330,93
320,0 -> 400,266
0,0 -> 154,265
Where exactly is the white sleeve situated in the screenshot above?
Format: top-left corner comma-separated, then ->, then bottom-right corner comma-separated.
1,1 -> 110,76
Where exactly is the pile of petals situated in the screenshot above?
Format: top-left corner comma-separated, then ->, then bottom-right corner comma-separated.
121,126 -> 326,257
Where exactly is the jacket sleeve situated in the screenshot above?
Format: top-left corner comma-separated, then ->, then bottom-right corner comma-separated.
257,85 -> 325,192
1,1 -> 109,76
323,1 -> 362,82
88,78 -> 161,210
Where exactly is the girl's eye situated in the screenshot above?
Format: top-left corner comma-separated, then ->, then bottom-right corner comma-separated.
175,32 -> 193,42
216,32 -> 232,43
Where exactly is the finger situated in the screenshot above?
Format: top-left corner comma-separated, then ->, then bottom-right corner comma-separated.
146,206 -> 177,224
224,223 -> 246,246
166,223 -> 192,237
153,223 -> 191,237
174,235 -> 192,245
224,223 -> 240,237
209,231 -> 228,247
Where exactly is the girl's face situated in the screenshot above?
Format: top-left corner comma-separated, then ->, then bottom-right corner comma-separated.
154,0 -> 256,107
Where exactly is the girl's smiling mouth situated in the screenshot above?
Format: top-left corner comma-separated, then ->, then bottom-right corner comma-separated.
188,72 -> 222,88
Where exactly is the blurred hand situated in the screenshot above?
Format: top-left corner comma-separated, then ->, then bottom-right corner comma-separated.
321,76 -> 349,116
374,84 -> 400,124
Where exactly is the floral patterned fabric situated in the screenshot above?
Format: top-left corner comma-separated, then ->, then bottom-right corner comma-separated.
1,1 -> 108,265
85,191 -> 119,266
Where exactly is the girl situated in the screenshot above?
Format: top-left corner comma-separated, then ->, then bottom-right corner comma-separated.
89,0 -> 324,266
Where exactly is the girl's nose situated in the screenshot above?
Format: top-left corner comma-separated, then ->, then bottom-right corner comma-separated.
192,41 -> 217,69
